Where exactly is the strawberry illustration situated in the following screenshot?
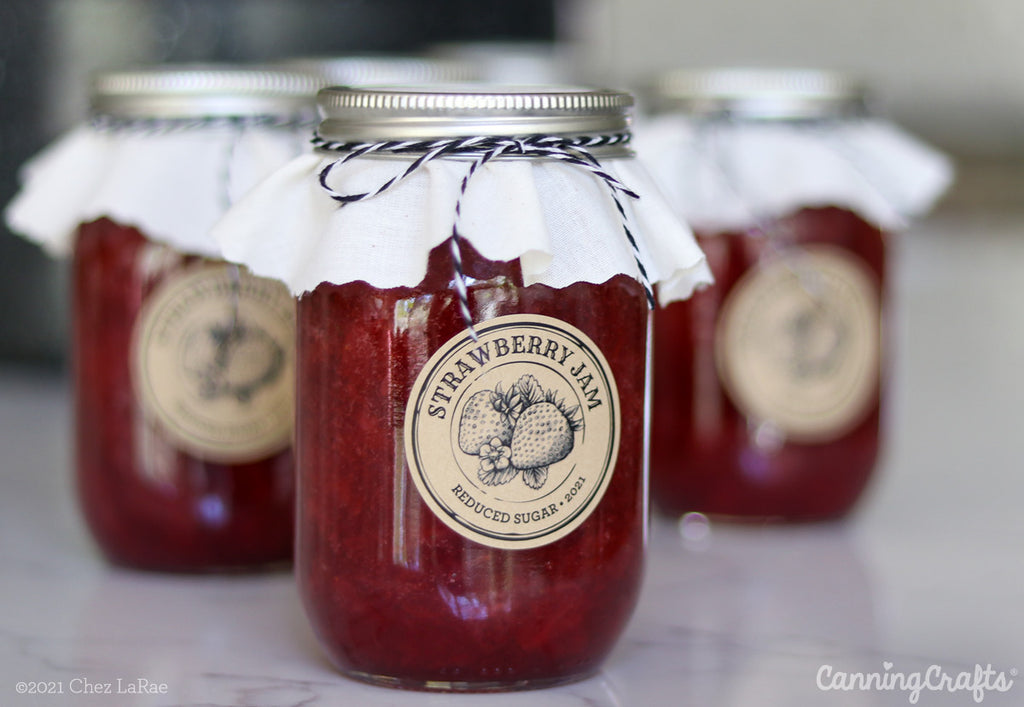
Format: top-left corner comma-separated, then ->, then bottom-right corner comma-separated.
458,384 -> 522,455
459,375 -> 583,491
509,396 -> 582,489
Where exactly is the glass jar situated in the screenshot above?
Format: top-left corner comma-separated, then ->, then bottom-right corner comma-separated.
640,69 -> 951,521
212,86 -> 711,690
10,65 -> 324,571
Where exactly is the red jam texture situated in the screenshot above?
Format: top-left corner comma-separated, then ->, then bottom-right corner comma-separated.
651,207 -> 886,521
73,218 -> 294,571
296,241 -> 648,690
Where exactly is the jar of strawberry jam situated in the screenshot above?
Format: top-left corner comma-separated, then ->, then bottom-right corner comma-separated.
212,86 -> 711,690
637,69 -> 952,521
5,65 -> 325,571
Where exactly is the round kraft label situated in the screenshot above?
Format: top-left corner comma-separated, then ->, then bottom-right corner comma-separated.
404,314 -> 622,550
715,246 -> 880,442
132,264 -> 295,463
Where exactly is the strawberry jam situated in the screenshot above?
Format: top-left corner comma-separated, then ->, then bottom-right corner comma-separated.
73,218 -> 294,571
296,240 -> 649,690
651,206 -> 885,521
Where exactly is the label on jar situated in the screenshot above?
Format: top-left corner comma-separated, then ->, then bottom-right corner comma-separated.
132,264 -> 295,463
715,245 -> 880,442
404,314 -> 621,550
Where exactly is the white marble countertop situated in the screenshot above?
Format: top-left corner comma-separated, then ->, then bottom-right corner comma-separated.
2,210 -> 1023,706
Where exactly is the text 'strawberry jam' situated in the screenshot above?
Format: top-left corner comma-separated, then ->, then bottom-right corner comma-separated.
639,68 -> 950,522
3,65 -> 326,570
211,86 -> 711,690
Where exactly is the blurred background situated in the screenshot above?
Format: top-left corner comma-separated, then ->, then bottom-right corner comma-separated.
0,0 -> 1020,367
2,6 -> 1023,702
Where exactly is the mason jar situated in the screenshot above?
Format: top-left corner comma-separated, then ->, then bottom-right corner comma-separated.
213,85 -> 711,690
637,68 -> 951,521
6,65 -> 324,570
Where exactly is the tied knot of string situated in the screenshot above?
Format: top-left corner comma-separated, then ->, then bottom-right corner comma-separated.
313,132 -> 655,340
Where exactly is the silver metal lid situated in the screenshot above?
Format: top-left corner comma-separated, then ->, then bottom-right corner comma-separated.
316,85 -> 634,141
280,55 -> 479,87
90,64 -> 324,120
648,68 -> 868,120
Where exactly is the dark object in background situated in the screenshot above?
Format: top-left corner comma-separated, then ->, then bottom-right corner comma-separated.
0,0 -> 556,367
0,3 -> 61,366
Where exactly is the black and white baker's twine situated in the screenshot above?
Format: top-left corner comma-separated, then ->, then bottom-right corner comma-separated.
313,132 -> 655,341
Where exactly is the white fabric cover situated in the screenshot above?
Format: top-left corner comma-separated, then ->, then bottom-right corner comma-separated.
4,123 -> 309,258
633,114 -> 954,232
210,151 -> 714,303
